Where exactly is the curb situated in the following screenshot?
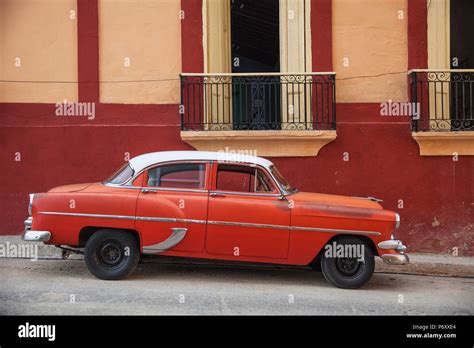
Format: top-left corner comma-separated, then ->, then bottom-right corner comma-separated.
375,253 -> 474,278
1,236 -> 473,277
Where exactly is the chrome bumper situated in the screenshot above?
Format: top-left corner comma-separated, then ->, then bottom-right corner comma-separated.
22,216 -> 51,242
22,230 -> 51,242
381,253 -> 409,265
378,238 -> 409,265
378,239 -> 407,252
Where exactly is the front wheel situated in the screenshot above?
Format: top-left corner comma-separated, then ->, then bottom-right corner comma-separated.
320,236 -> 375,289
84,229 -> 140,280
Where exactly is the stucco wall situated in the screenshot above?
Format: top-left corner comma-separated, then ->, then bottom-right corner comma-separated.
0,0 -> 78,103
98,0 -> 182,104
332,0 -> 408,102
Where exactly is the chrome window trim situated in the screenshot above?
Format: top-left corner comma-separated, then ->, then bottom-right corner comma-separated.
103,182 -> 142,189
127,159 -> 211,187
209,190 -> 281,198
140,187 -> 209,194
103,159 -> 291,198
38,211 -> 380,236
102,183 -> 209,195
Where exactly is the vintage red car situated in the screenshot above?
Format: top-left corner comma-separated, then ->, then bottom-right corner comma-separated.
22,151 -> 408,288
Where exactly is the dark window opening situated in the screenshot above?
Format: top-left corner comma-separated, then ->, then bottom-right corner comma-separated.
230,0 -> 281,129
450,0 -> 474,130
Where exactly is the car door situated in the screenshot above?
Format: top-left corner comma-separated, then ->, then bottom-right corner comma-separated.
135,161 -> 210,254
205,162 -> 290,259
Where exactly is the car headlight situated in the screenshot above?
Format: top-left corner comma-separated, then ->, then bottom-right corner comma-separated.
395,212 -> 400,230
28,193 -> 35,215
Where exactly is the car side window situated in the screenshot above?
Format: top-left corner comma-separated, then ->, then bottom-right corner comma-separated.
216,164 -> 277,193
147,163 -> 206,189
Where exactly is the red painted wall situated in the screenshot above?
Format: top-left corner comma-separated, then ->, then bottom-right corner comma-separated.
0,0 -> 472,256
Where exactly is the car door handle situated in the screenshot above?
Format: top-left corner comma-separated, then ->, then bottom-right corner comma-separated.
141,188 -> 156,193
210,192 -> 225,198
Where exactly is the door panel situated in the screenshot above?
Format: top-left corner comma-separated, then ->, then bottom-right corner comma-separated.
135,162 -> 210,253
206,193 -> 290,259
136,190 -> 208,253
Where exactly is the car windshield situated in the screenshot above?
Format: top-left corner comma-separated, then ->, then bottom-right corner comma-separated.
270,165 -> 296,193
105,163 -> 134,185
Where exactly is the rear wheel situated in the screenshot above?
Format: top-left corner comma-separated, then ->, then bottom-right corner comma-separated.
84,229 -> 140,280
320,236 -> 375,289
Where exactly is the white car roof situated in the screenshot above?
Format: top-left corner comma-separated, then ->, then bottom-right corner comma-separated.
128,151 -> 274,173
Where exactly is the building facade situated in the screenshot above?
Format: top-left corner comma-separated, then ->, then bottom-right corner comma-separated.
1,0 -> 473,255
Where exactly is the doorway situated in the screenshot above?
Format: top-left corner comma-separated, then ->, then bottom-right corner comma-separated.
450,0 -> 474,130
230,0 -> 281,129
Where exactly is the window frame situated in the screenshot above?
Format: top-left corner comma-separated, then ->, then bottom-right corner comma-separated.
142,160 -> 211,192
210,162 -> 281,197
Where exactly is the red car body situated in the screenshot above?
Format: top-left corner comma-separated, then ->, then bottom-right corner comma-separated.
23,151 -> 408,287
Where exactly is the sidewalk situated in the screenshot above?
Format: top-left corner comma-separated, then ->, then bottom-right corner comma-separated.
1,235 -> 473,278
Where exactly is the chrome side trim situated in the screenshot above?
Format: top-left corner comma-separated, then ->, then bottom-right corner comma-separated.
290,226 -> 381,236
208,221 -> 380,236
136,216 -> 206,224
22,230 -> 51,242
38,211 -> 380,236
142,228 -> 188,254
207,220 -> 288,230
38,211 -> 206,225
39,211 -> 136,220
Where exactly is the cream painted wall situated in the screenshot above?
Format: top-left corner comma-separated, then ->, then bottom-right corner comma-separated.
0,0 -> 78,103
332,0 -> 408,102
98,0 -> 182,104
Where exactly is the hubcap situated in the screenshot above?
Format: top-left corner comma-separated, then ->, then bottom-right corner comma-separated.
99,242 -> 123,266
336,257 -> 361,276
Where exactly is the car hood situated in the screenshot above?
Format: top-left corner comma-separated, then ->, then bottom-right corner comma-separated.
48,183 -> 94,193
290,191 -> 383,210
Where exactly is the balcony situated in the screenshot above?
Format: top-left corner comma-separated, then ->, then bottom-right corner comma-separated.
408,69 -> 474,155
179,72 -> 337,157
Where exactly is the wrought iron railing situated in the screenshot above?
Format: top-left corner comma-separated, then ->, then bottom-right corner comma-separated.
409,69 -> 474,131
180,73 -> 336,131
